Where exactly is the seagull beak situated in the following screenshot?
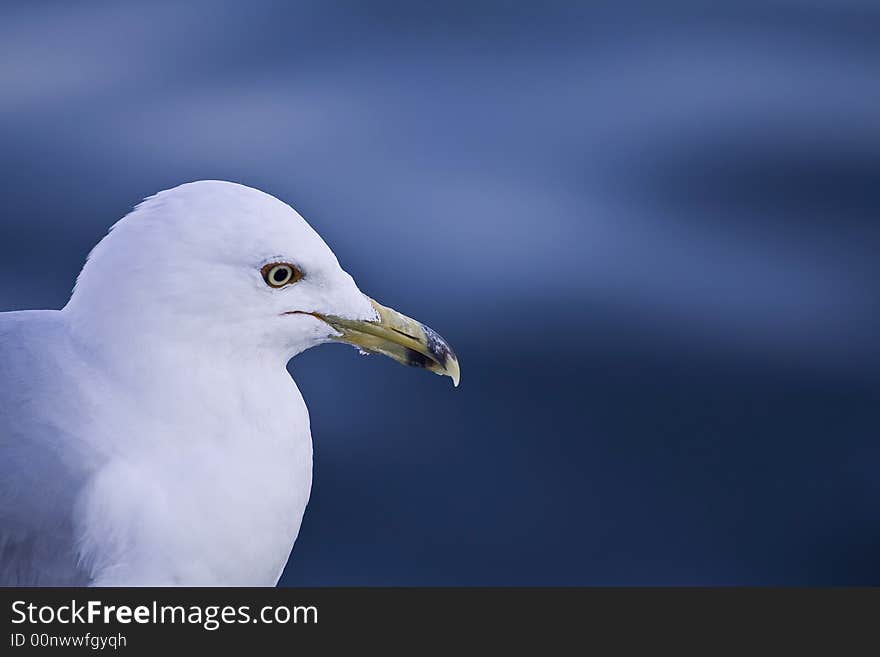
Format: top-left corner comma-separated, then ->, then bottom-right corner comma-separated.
317,298 -> 460,387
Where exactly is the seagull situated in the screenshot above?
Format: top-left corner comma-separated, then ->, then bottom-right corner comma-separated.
0,181 -> 459,586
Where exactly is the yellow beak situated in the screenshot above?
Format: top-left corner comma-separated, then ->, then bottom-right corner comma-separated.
317,298 -> 460,387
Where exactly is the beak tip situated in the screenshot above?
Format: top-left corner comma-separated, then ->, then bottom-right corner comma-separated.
447,357 -> 461,388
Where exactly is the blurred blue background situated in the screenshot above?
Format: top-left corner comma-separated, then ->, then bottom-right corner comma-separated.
1,0 -> 878,584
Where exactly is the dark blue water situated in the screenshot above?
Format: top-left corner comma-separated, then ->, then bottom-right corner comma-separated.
1,1 -> 878,584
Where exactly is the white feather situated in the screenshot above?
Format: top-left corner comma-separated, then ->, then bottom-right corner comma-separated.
0,181 -> 376,585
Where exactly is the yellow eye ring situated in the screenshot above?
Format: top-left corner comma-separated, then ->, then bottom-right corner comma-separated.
261,263 -> 302,288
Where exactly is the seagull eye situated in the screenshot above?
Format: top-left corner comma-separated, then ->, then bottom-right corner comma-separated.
261,263 -> 302,288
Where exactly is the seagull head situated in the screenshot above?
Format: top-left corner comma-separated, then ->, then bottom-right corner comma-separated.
65,180 -> 459,386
